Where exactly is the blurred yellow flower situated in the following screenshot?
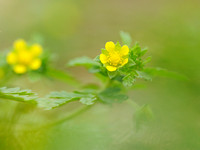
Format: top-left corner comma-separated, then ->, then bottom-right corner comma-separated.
100,41 -> 129,72
6,39 -> 43,74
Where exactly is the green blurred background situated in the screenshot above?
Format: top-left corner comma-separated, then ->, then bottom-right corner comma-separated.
0,0 -> 200,149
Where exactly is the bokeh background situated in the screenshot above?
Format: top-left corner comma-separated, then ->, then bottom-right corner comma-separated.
0,0 -> 200,149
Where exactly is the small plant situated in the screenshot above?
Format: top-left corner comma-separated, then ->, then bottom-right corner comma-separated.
0,32 -> 187,128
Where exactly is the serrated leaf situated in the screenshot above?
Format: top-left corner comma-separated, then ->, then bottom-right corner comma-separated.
127,59 -> 136,67
74,91 -> 97,105
80,96 -> 96,105
108,70 -> 118,79
132,42 -> 141,54
122,73 -> 136,87
0,87 -> 38,103
93,55 -> 101,63
36,91 -> 81,110
120,31 -> 132,47
129,49 -> 137,61
143,56 -> 152,64
139,48 -> 148,57
98,87 -> 128,104
37,91 -> 97,110
36,98 -> 69,110
136,70 -> 152,81
48,91 -> 81,99
143,67 -> 189,81
118,60 -> 136,75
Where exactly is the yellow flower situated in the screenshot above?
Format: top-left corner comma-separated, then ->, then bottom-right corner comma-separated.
6,52 -> 17,65
30,44 -> 43,56
100,41 -> 129,72
29,59 -> 42,70
13,65 -> 27,74
14,39 -> 26,51
17,51 -> 34,65
6,39 -> 43,74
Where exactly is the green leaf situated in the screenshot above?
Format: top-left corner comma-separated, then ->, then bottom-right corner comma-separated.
139,48 -> 148,57
37,91 -> 97,110
136,70 -> 152,81
143,67 -> 189,81
95,72 -> 108,82
0,87 -> 38,103
132,42 -> 141,54
120,31 -> 132,47
107,70 -> 118,79
48,91 -> 81,99
127,58 -> 136,66
36,91 -> 81,110
133,104 -> 154,130
74,91 -> 97,105
143,56 -> 152,65
93,55 -> 101,63
122,73 -> 136,87
118,59 -> 136,75
46,68 -> 80,86
67,56 -> 100,68
115,42 -> 121,51
88,65 -> 101,73
129,49 -> 137,61
98,87 -> 128,104
80,96 -> 96,105
101,49 -> 109,55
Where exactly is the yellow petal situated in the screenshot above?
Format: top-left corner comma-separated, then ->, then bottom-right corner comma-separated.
30,44 -> 43,56
6,52 -> 17,64
14,39 -> 26,51
29,59 -> 42,70
121,58 -> 128,66
18,51 -> 33,65
100,54 -> 108,64
105,41 -> 115,52
13,65 -> 27,74
120,45 -> 129,56
106,65 -> 117,72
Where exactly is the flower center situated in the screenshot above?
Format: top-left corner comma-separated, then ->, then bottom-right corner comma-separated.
17,51 -> 33,65
108,52 -> 121,66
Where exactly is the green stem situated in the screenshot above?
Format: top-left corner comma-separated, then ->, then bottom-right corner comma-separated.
33,105 -> 92,131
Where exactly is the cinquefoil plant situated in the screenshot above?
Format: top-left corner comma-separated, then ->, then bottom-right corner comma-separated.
0,31 -> 187,128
